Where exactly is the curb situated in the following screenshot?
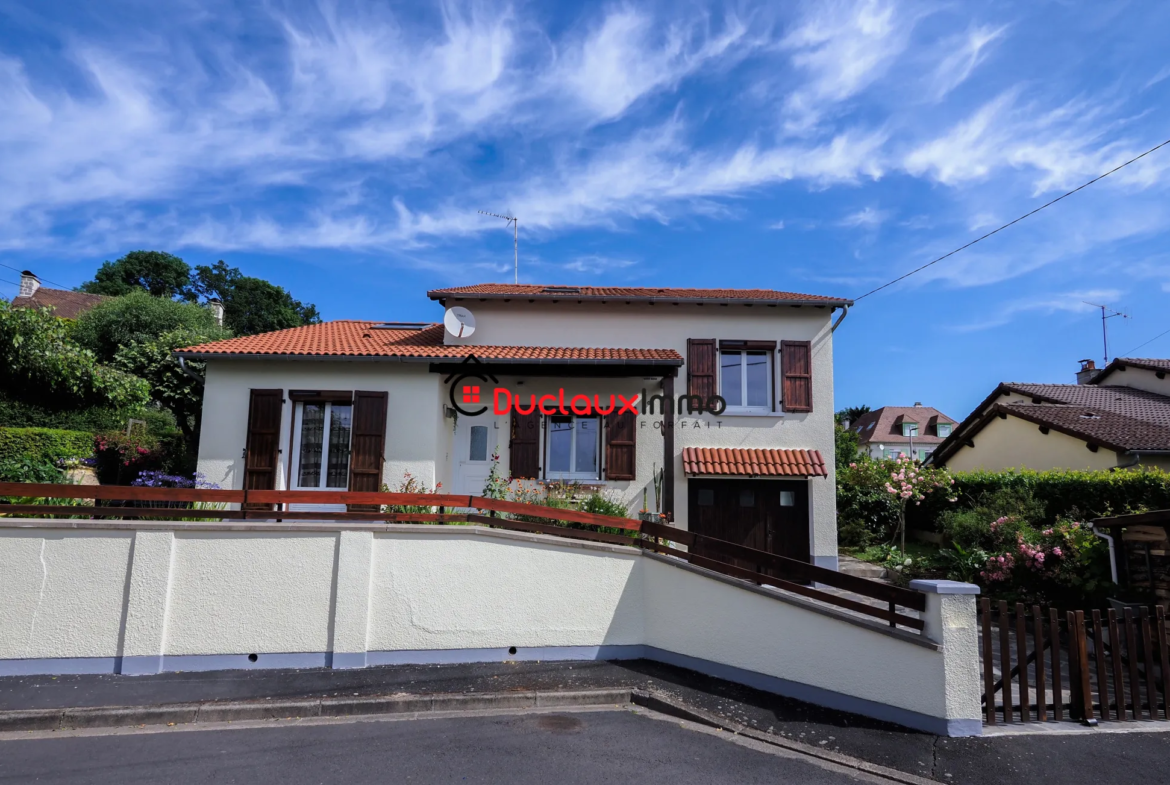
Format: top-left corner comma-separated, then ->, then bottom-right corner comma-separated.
0,689 -> 633,734
629,690 -> 937,785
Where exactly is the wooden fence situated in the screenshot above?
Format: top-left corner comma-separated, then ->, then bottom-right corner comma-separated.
980,599 -> 1170,725
1,482 -> 926,633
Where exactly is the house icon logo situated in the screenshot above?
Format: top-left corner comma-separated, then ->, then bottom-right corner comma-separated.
445,354 -> 499,417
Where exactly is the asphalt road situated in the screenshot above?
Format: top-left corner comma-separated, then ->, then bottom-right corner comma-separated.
0,709 -> 874,785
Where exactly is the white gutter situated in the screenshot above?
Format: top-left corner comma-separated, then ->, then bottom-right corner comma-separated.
1091,526 -> 1120,584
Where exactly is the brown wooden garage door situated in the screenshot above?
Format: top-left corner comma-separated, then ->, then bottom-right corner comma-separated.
687,479 -> 810,571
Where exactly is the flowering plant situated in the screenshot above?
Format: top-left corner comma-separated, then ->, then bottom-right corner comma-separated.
971,518 -> 1112,605
381,471 -> 443,514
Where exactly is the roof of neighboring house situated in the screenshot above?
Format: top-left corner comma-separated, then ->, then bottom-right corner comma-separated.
1090,357 -> 1170,385
930,380 -> 1170,465
10,287 -> 107,319
427,284 -> 852,307
175,321 -> 684,364
682,447 -> 828,477
850,406 -> 958,445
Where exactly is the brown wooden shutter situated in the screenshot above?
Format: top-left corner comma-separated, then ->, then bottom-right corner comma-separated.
604,409 -> 637,481
781,341 -> 813,412
243,389 -> 283,511
348,391 -> 388,511
687,338 -> 716,399
509,409 -> 542,480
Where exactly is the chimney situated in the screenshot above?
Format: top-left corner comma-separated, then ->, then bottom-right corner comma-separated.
913,401 -> 922,407
19,271 -> 40,298
1076,358 -> 1099,385
207,298 -> 224,327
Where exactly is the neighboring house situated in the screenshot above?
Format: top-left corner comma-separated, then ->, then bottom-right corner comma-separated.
177,283 -> 851,570
10,271 -> 106,319
930,358 -> 1170,472
849,404 -> 958,462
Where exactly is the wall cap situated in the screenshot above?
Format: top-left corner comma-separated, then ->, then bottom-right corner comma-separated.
909,579 -> 980,595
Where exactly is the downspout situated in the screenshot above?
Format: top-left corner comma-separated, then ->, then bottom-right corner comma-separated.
177,355 -> 205,385
1112,452 -> 1141,471
831,304 -> 850,333
1091,526 -> 1119,585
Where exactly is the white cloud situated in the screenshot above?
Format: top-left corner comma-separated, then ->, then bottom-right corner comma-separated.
927,24 -> 1007,100
952,288 -> 1124,332
839,206 -> 890,228
767,220 -> 786,230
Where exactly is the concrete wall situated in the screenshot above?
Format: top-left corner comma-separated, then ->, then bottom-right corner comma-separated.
944,414 -> 1121,472
1100,366 -> 1170,398
0,520 -> 979,736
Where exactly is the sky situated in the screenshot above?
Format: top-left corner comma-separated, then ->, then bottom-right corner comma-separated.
1,0 -> 1169,421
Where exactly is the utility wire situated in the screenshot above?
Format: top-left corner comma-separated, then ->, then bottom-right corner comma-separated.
1118,326 -> 1170,358
855,136 -> 1170,301
0,261 -> 72,290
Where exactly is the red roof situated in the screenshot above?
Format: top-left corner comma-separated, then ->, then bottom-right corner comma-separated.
177,321 -> 682,363
682,447 -> 828,477
428,284 -> 851,306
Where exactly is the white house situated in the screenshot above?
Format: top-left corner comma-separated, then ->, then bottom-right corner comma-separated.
177,284 -> 851,570
851,404 -> 958,463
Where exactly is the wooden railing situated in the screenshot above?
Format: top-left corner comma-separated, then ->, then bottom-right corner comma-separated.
640,520 -> 926,631
980,599 -> 1170,725
2,482 -> 926,631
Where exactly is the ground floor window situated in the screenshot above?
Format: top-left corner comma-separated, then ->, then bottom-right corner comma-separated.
292,401 -> 353,489
545,415 -> 600,480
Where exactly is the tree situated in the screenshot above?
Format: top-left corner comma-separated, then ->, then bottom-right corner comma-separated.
71,290 -> 221,362
114,327 -> 226,446
0,300 -> 150,411
836,405 -> 871,427
835,423 -> 861,471
80,251 -> 196,300
192,261 -> 320,335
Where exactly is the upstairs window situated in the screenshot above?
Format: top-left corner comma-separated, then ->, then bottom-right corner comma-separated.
720,350 -> 771,412
937,423 -> 952,438
902,422 -> 919,438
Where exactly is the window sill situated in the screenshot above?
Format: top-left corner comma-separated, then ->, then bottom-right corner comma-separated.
717,410 -> 786,418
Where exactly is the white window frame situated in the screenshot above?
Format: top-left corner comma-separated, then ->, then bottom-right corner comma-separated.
936,423 -> 952,437
290,401 -> 353,491
544,415 -> 602,481
719,349 -> 773,414
902,422 -> 919,437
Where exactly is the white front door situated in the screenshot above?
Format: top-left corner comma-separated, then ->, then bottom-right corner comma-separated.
453,416 -> 496,496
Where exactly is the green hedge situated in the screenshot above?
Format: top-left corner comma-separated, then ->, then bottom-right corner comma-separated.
0,393 -> 178,436
0,427 -> 95,466
906,467 -> 1170,531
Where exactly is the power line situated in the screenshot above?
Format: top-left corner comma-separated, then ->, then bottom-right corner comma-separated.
1118,326 -> 1170,358
0,261 -> 72,290
855,135 -> 1170,301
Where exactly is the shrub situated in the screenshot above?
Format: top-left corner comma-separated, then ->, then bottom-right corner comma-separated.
0,456 -> 63,484
93,430 -> 167,485
71,290 -> 221,363
908,467 -> 1170,531
381,472 -> 444,514
836,456 -> 956,549
0,427 -> 94,467
581,490 -> 630,519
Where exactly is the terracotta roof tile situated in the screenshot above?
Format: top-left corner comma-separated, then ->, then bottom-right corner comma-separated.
428,283 -> 851,305
11,288 -> 107,319
682,447 -> 827,477
177,321 -> 683,363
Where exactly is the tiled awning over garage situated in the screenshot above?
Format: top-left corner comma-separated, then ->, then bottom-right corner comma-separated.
682,447 -> 827,478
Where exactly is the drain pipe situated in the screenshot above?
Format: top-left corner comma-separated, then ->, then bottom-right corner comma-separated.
177,355 -> 204,385
831,304 -> 850,333
1112,452 -> 1141,471
1092,525 -> 1119,585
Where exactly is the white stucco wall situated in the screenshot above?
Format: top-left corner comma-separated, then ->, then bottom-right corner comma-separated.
0,521 -> 979,735
197,361 -> 447,492
1099,366 -> 1170,398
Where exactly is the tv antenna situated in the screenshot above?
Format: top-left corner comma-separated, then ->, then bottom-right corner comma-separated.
1083,302 -> 1130,364
478,210 -> 518,283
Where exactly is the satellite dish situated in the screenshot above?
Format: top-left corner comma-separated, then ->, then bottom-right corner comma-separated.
444,306 -> 476,339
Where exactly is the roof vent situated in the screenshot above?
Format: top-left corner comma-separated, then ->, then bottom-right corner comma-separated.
371,322 -> 431,330
540,286 -> 580,295
1080,412 -> 1101,420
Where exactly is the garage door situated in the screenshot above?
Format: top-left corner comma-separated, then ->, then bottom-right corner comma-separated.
687,479 -> 810,571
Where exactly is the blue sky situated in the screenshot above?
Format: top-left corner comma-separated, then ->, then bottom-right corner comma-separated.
2,0 -> 1169,421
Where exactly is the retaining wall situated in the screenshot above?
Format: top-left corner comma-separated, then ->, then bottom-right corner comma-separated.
0,520 -> 980,736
